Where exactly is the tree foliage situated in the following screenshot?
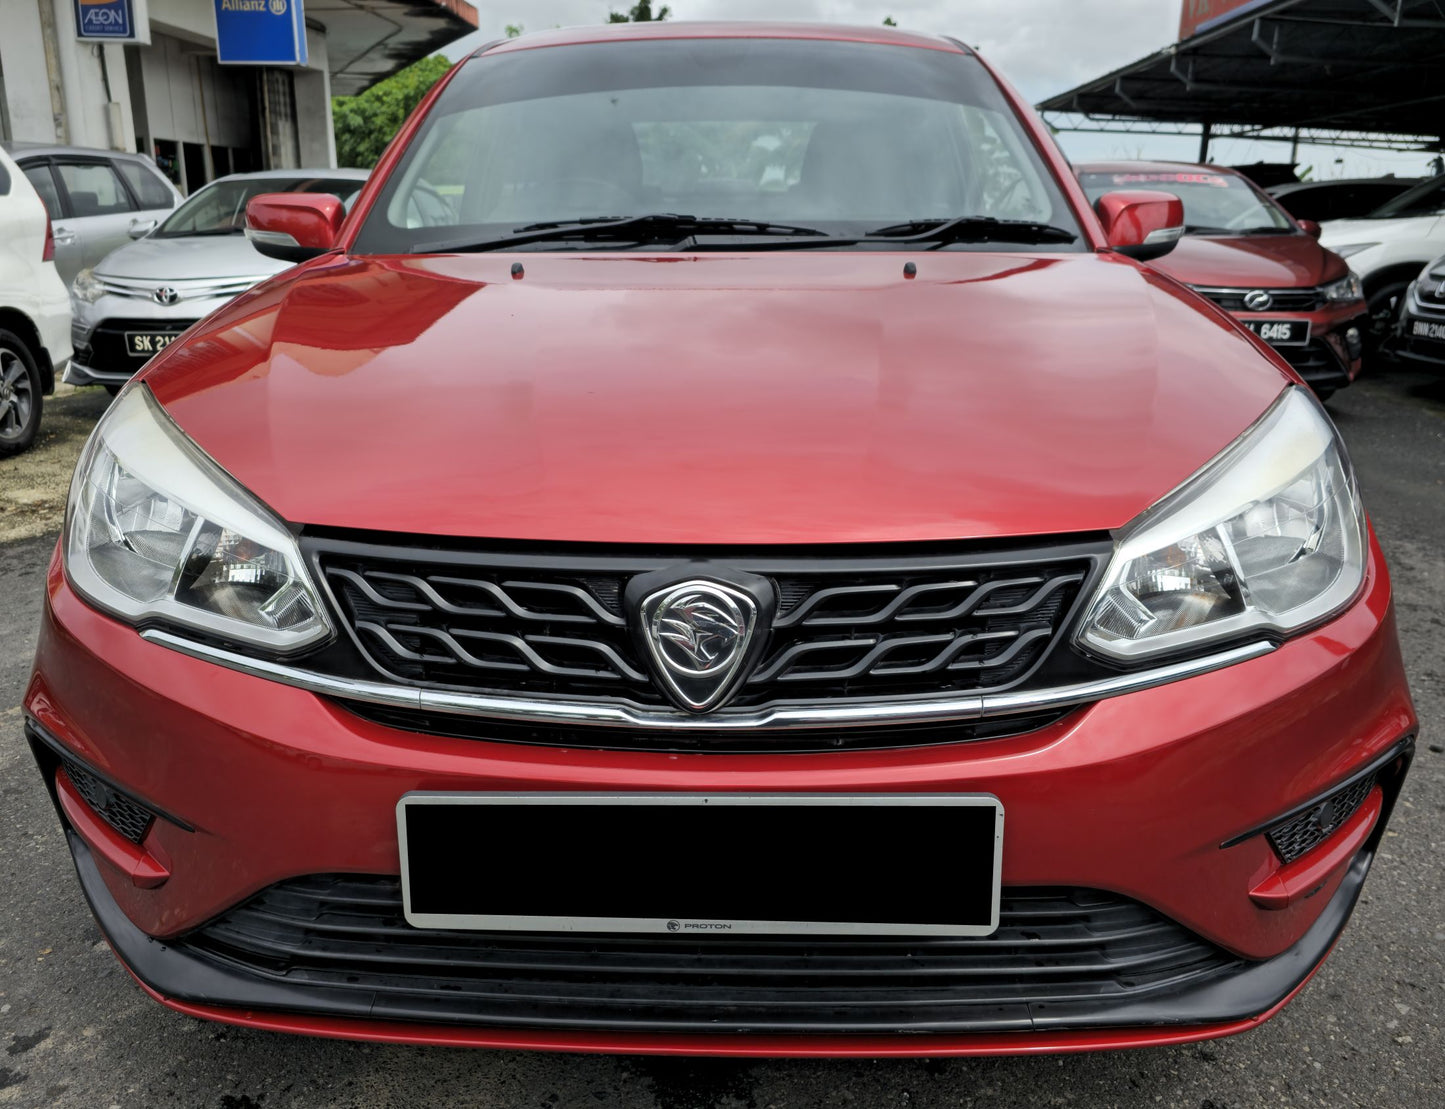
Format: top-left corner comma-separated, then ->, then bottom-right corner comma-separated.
608,2 -> 670,21
332,55 -> 453,169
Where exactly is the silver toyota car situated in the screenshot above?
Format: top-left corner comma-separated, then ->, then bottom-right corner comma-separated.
67,169 -> 369,391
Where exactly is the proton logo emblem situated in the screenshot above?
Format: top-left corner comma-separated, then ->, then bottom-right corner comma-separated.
666,919 -> 681,932
1242,289 -> 1273,312
152,285 -> 180,306
638,579 -> 759,713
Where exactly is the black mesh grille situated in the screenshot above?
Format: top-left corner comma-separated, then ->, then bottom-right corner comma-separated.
178,874 -> 1241,1034
61,759 -> 154,844
315,542 -> 1094,709
1267,774 -> 1376,864
1197,288 -> 1325,312
1275,340 -> 1351,389
78,317 -> 197,374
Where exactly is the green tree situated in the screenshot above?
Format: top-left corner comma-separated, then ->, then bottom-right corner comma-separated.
505,23 -> 524,37
331,54 -> 453,169
883,16 -> 897,26
608,2 -> 670,22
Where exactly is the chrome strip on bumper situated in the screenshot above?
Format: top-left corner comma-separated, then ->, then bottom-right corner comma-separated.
138,630 -> 1274,731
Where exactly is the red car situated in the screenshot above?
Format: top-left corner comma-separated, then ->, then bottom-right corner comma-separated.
27,23 -> 1414,1057
1077,162 -> 1370,401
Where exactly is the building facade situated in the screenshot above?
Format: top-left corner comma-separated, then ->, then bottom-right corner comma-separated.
0,0 -> 476,190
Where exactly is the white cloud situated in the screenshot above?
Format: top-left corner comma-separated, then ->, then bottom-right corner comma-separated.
439,3 -> 1439,176
444,0 -> 1178,101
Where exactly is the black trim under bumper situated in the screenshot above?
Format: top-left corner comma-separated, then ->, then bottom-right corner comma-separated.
68,829 -> 1376,1038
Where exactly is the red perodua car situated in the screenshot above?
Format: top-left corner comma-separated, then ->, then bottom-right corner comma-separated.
1077,162 -> 1370,401
27,23 -> 1415,1057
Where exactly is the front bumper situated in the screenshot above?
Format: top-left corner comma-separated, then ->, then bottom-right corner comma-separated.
1392,283 -> 1445,370
1227,303 -> 1368,393
25,531 -> 1416,1054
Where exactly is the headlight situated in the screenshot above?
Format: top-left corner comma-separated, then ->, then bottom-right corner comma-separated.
71,268 -> 104,304
1077,387 -> 1366,662
1321,272 -> 1364,303
64,385 -> 332,653
1331,243 -> 1378,259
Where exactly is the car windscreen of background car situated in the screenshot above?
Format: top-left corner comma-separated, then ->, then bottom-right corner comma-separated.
353,38 -> 1082,253
156,178 -> 362,237
1366,175 -> 1445,219
1078,171 -> 1293,235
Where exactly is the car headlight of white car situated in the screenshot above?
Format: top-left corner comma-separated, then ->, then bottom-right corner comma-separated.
1331,243 -> 1379,260
71,267 -> 105,305
1077,387 -> 1366,662
64,385 -> 332,653
1321,272 -> 1364,303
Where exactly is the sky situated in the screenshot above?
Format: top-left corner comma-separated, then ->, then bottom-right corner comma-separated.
439,0 -> 1437,180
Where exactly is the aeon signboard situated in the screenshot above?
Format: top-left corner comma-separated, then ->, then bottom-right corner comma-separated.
74,0 -> 147,42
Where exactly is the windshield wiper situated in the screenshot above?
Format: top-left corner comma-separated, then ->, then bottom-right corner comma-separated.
1183,224 -> 1231,235
862,216 -> 1077,246
416,214 -> 831,254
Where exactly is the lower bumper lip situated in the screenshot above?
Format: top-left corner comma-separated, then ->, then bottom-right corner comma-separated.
60,826 -> 1380,1052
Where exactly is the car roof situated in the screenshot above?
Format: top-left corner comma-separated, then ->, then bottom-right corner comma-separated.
204,168 -> 370,184
479,20 -> 967,57
1267,177 -> 1420,194
1,141 -> 157,163
1074,160 -> 1242,177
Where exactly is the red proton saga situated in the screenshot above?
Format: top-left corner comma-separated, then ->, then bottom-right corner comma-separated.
1077,162 -> 1370,401
27,24 -> 1415,1057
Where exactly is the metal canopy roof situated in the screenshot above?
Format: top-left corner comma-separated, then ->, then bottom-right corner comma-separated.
1038,0 -> 1445,150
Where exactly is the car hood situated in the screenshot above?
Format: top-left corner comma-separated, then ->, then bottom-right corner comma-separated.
95,233 -> 290,282
143,251 -> 1289,546
1148,233 -> 1346,289
1319,215 -> 1441,249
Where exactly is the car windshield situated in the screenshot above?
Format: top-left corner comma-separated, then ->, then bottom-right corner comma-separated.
155,177 -> 363,237
1078,170 -> 1293,235
353,38 -> 1083,254
1365,175 -> 1445,219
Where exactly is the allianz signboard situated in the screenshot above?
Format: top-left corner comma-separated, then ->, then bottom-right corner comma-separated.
215,0 -> 309,66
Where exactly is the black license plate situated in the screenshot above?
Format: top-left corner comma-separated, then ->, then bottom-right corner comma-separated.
398,793 -> 1003,936
1411,318 -> 1445,343
124,332 -> 180,358
1243,319 -> 1310,347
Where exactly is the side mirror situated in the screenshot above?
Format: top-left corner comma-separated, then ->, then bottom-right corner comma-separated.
1094,190 -> 1186,262
128,218 -> 157,239
1298,219 -> 1322,239
244,193 -> 345,263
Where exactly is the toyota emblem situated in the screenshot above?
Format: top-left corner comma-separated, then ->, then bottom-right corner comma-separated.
153,286 -> 180,306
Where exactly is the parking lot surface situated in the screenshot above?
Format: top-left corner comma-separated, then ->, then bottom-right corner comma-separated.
0,367 -> 1441,1108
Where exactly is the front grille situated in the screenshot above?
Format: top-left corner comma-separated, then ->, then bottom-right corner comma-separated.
80,317 -> 196,374
1276,339 -> 1351,389
178,874 -> 1242,1034
1267,773 -> 1376,864
312,540 -> 1097,710
60,759 -> 154,844
1194,287 -> 1325,312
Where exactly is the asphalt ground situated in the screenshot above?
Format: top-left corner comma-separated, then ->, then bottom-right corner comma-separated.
0,366 -> 1441,1108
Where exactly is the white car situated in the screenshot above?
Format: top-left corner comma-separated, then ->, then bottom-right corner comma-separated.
1318,174 -> 1445,345
67,169 -> 368,391
0,145 -> 72,456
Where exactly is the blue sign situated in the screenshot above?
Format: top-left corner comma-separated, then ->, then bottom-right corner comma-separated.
74,0 -> 134,40
214,0 -> 308,66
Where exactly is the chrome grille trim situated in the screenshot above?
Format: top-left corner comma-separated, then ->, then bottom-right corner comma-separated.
138,629 -> 1274,730
95,274 -> 266,303
1189,285 -> 1327,312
